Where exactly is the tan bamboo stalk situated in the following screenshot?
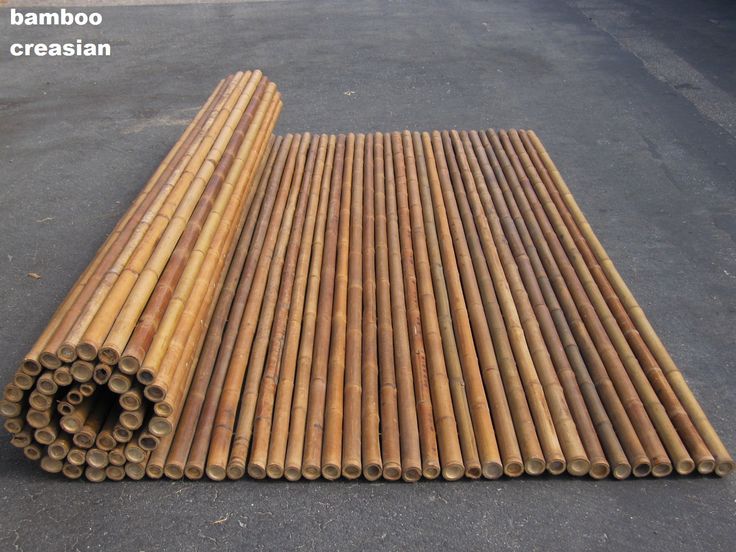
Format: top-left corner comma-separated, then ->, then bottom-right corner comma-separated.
48,433 -> 72,460
34,414 -> 59,445
205,134 -> 300,480
165,136 -> 279,479
70,360 -> 94,383
502,129 -> 683,476
304,133 -> 354,480
4,415 -> 26,435
58,401 -> 74,415
86,448 -> 109,469
80,382 -> 96,397
517,129 -> 706,472
108,372 -> 132,394
428,131 -> 522,476
40,456 -> 63,474
73,398 -> 110,449
125,453 -> 149,480
289,134 -> 346,480
258,136 -> 334,480
106,465 -> 126,481
113,423 -> 132,444
150,94 -> 282,412
226,132 -> 313,478
52,366 -> 73,387
41,74 -> 242,368
399,131 -> 465,479
383,133 -> 423,482
65,383 -> 85,406
93,363 -> 112,385
0,400 -> 22,418
488,130 -> 663,476
525,131 -> 730,476
451,130 -> 590,475
96,407 -> 118,451
62,463 -> 83,479
138,431 -> 159,451
145,92 -> 281,403
111,77 -> 271,372
184,135 -> 285,480
470,131 -> 625,479
119,404 -> 145,431
338,133 -> 365,480
120,386 -> 143,411
372,132 -> 402,481
125,436 -> 147,464
13,370 -> 35,390
109,444 -> 126,466
29,390 -> 53,411
10,426 -> 33,448
248,135 -> 328,479
20,76 -> 228,372
67,447 -> 87,466
36,372 -> 57,395
85,466 -> 106,482
275,136 -> 342,481
3,383 -> 24,403
80,72 -> 263,363
360,133 -> 383,481
27,407 -> 52,429
24,443 -> 42,461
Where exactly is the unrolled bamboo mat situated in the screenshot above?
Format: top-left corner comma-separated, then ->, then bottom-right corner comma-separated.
2,71 -> 732,481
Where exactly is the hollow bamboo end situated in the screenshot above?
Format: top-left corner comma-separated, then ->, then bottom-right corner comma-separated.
40,457 -> 63,474
137,369 -> 155,386
144,384 -> 166,402
382,463 -> 402,481
164,464 -> 184,480
67,449 -> 86,466
363,463 -> 382,481
125,447 -> 145,464
342,463 -> 362,480
4,419 -> 23,434
302,464 -> 320,480
589,461 -> 611,480
11,434 -> 32,448
442,463 -> 465,481
266,464 -> 284,479
106,465 -> 125,481
147,465 -> 163,479
35,428 -> 55,445
184,465 -> 204,480
14,372 -> 34,389
675,458 -> 695,476
87,449 -> 108,469
67,391 -> 82,404
482,462 -> 504,480
567,458 -> 591,477
149,418 -> 173,437
37,380 -> 57,395
0,401 -> 22,417
206,465 -> 227,481
227,462 -> 246,480
715,460 -> 735,477
696,459 -> 715,475
322,463 -> 341,480
465,465 -> 482,479
21,359 -> 42,376
24,445 -> 42,461
153,402 -> 173,417
651,462 -> 673,478
27,410 -> 51,428
423,465 -> 441,480
524,458 -> 546,476
62,463 -> 83,479
402,467 -> 422,482
76,343 -> 97,362
85,466 -> 107,482
284,466 -> 302,481
40,352 -> 62,369
126,463 -> 146,480
54,371 -> 73,387
113,427 -> 132,443
97,434 -> 116,451
118,356 -> 140,375
98,347 -> 120,366
73,432 -> 95,449
108,375 -> 131,394
120,395 -> 141,411
71,362 -> 94,382
139,434 -> 159,450
247,463 -> 267,480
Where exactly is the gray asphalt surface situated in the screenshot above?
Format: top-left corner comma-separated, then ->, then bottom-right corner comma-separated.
1,0 -> 735,550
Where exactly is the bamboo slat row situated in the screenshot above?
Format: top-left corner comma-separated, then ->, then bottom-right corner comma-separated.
2,72 -> 732,481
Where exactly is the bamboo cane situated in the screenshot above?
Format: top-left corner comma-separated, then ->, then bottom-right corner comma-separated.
109,444 -> 126,466
108,372 -> 132,394
70,360 -> 94,383
4,414 -> 27,435
13,370 -> 35,391
86,448 -> 109,469
164,135 -> 279,479
48,432 -> 72,461
93,364 -> 112,386
0,400 -> 23,418
119,404 -> 146,431
205,134 -> 300,480
120,386 -> 143,411
73,397 -> 109,449
62,462 -> 83,479
96,407 -> 118,451
429,131 -> 521,476
27,407 -> 52,429
10,426 -> 32,448
52,366 -> 73,387
106,465 -> 126,481
372,132 -> 403,481
525,130 -> 730,476
43,74 -> 243,367
85,466 -> 106,482
24,443 -> 42,461
41,456 -> 63,474
125,453 -> 149,480
383,133 -> 423,482
113,423 -> 132,444
67,447 -> 86,466
401,131 -> 466,479
469,130 -> 622,479
36,372 -> 57,396
23,76 -> 231,373
29,391 -> 53,411
184,135 -> 285,480
248,134 -> 327,479
34,414 -> 59,445
360,133 -> 383,481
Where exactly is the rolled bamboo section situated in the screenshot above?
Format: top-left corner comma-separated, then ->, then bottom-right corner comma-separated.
3,73 -> 730,480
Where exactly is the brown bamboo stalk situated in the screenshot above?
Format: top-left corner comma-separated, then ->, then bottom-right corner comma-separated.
360,133 -> 383,481
184,135 -> 285,480
125,453 -> 149,480
248,135 -> 328,479
40,456 -> 63,474
120,386 -> 143,411
113,423 -> 132,444
34,414 -> 59,445
372,132 -> 402,481
48,433 -> 72,460
0,400 -> 23,418
67,447 -> 87,466
24,443 -> 42,461
277,136 -> 342,481
525,130 -> 730,476
488,129 -> 663,476
3,383 -> 24,404
96,407 -> 118,451
470,130 -> 624,479
93,363 -> 112,385
383,133 -> 423,482
312,133 -> 355,480
86,448 -> 109,469
10,426 -> 32,448
205,134 -> 301,480
27,406 -> 52,429
73,397 -> 110,449
119,404 -> 146,431
401,131 -> 465,479
52,366 -> 73,387
70,360 -> 94,383
341,133 -> 365,479
36,371 -> 57,395
85,466 -> 106,482
62,462 -> 83,479
429,131 -> 522,476
109,444 -> 126,466
451,130 -> 590,475
23,76 -> 231,373
106,465 -> 126,481
42,73 -> 244,368
164,135 -> 279,479
13,370 -> 36,391
4,414 -> 27,435
108,371 -> 132,394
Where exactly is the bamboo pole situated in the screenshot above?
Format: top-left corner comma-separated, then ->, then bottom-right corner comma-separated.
226,132 -> 314,478
339,133 -> 365,480
525,130 -> 731,476
249,135 -> 328,479
266,135 -> 335,480
24,76 -> 231,373
205,134 -> 301,480
383,133 -> 423,482
429,131 -> 521,476
44,73 -> 245,367
184,135 -> 285,480
470,130 -> 624,479
360,133 -> 383,481
372,132 -> 402,481
62,462 -> 84,479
